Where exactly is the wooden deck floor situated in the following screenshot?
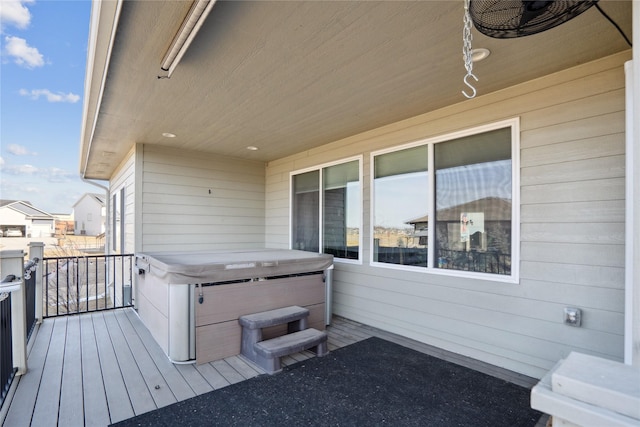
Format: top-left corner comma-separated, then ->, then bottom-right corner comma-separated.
1,308 -> 547,427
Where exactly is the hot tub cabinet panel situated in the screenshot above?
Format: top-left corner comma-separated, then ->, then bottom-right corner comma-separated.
135,250 -> 333,364
195,274 -> 326,363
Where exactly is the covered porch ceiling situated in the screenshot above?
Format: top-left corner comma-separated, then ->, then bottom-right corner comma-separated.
80,0 -> 632,180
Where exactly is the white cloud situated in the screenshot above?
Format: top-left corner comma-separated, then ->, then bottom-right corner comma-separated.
0,161 -> 74,183
6,143 -> 36,156
4,35 -> 43,68
47,167 -> 74,183
19,88 -> 80,103
0,0 -> 33,31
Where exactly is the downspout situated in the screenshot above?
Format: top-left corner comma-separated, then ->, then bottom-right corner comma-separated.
81,177 -> 110,256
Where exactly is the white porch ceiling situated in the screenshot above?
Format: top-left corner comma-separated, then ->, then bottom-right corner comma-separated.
80,0 -> 632,179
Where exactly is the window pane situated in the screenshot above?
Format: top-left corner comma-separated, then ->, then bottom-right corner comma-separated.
373,145 -> 428,266
292,170 -> 319,252
434,127 -> 512,275
323,161 -> 360,260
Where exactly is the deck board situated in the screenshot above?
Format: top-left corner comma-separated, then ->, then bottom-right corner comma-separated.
102,311 -> 156,416
112,310 -> 176,409
92,312 -> 135,423
80,313 -> 111,427
122,309 -> 196,402
58,315 -> 84,427
2,309 -> 545,426
31,317 -> 66,427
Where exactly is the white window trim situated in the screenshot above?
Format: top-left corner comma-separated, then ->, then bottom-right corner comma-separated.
289,155 -> 364,264
369,118 -> 520,283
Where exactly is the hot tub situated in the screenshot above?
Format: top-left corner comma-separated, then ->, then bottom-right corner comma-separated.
135,249 -> 333,364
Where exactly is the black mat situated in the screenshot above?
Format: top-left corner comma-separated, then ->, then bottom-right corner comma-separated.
112,337 -> 541,427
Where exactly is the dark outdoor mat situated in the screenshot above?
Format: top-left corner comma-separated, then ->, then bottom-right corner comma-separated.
112,337 -> 541,427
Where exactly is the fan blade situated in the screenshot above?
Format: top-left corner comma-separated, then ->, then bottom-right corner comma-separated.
518,1 -> 553,29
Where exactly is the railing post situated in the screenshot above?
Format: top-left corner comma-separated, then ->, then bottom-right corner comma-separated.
0,250 -> 27,375
28,242 -> 44,324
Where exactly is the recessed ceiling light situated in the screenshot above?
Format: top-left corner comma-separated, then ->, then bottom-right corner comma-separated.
246,146 -> 259,151
471,48 -> 490,63
162,132 -> 176,138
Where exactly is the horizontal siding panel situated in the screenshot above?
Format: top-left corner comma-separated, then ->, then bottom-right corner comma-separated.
142,214 -> 261,225
521,132 -> 624,166
332,301 -> 554,378
141,193 -> 263,209
143,233 -> 264,245
143,163 -> 264,184
142,183 -> 264,201
521,178 -> 624,204
521,88 -> 624,132
521,200 -> 624,223
335,267 -> 623,321
143,172 -> 264,192
521,112 -> 624,151
334,283 -> 622,358
520,261 -> 623,289
143,224 -> 264,235
141,146 -> 265,252
521,222 -> 624,245
142,204 -> 264,217
143,242 -> 265,253
521,155 -> 625,186
333,291 -> 621,378
521,242 -> 624,268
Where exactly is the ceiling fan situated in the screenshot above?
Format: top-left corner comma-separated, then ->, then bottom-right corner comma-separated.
468,1 -> 598,38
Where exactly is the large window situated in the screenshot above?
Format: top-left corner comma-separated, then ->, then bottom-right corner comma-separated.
291,159 -> 361,261
371,120 -> 518,280
434,127 -> 513,276
373,145 -> 429,266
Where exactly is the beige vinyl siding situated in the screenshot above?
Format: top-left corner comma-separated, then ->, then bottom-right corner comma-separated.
264,50 -> 630,378
140,145 -> 266,252
110,147 -> 136,254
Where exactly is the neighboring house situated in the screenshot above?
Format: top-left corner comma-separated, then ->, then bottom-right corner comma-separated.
72,193 -> 106,236
79,0 -> 639,385
0,200 -> 55,238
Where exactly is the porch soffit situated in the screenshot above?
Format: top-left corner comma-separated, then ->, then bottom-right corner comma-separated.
81,0 -> 632,180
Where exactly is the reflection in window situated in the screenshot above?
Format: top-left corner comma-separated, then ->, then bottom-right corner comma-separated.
291,160 -> 360,260
323,161 -> 360,260
373,145 -> 428,266
434,127 -> 512,275
292,170 -> 319,253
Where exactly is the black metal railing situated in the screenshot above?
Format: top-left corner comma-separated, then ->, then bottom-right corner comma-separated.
43,254 -> 134,318
0,276 -> 16,411
437,249 -> 511,275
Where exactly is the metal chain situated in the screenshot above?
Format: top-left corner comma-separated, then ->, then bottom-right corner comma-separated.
463,0 -> 474,75
462,0 -> 477,98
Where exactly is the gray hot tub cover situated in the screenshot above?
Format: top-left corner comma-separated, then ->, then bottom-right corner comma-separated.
135,249 -> 333,284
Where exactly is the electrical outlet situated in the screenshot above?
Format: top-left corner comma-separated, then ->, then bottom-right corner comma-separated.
564,307 -> 582,327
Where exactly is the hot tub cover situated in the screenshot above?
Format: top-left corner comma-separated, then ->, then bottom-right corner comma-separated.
135,249 -> 333,284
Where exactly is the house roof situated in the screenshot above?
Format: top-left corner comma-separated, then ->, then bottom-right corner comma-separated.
405,197 -> 512,225
0,200 -> 54,218
80,1 -> 632,180
73,193 -> 106,208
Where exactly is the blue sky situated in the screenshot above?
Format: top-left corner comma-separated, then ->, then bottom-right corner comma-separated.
1,0 -> 100,214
